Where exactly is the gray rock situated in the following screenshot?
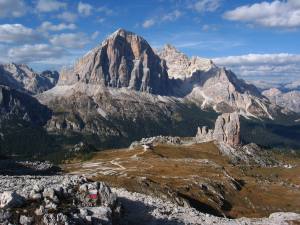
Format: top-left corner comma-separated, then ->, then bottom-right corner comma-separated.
196,112 -> 240,147
195,126 -> 214,142
29,191 -> 42,201
35,205 -> 45,216
0,191 -> 24,209
33,184 -> 44,193
43,213 -> 57,225
130,135 -> 182,149
43,188 -> 56,200
58,29 -> 170,95
19,215 -> 34,225
213,112 -> 240,147
0,210 -> 12,223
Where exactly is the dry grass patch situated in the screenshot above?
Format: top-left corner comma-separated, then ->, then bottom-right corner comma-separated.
63,142 -> 300,218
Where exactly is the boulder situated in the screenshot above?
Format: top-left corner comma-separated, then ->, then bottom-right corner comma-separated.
0,191 -> 25,209
43,188 -> 56,200
19,215 -> 34,225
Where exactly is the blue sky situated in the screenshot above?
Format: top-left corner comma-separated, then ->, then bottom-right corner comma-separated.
0,0 -> 300,87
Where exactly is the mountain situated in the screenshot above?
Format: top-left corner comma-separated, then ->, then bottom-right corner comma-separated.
0,85 -> 50,125
159,44 -> 276,118
0,85 -> 52,156
157,44 -> 216,79
0,28 -> 297,156
59,29 -> 171,95
0,63 -> 59,94
35,29 -> 297,150
263,88 -> 300,113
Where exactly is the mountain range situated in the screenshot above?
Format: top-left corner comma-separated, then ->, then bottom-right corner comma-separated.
0,29 -> 299,157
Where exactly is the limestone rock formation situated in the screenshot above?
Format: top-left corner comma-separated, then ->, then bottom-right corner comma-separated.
0,63 -> 59,94
196,112 -> 240,147
195,126 -> 214,142
214,112 -> 240,146
158,44 -> 215,79
159,45 -> 275,118
59,28 -> 171,95
263,88 -> 300,113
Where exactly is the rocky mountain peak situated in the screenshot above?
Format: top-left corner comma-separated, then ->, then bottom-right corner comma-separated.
263,88 -> 282,96
158,44 -> 216,79
59,29 -> 171,95
0,64 -> 59,94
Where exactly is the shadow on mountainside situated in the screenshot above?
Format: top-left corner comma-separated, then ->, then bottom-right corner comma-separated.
0,159 -> 61,176
118,197 -> 185,225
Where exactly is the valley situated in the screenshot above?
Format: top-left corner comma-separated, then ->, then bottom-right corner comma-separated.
64,142 -> 300,219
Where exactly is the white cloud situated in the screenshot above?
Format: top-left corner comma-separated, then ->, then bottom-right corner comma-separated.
0,0 -> 27,18
193,0 -> 221,12
39,21 -> 76,32
96,6 -> 113,15
143,19 -> 156,28
36,0 -> 66,12
78,1 -> 93,16
57,11 -> 77,22
91,31 -> 100,40
0,24 -> 41,44
143,10 -> 182,28
50,33 -> 90,48
213,53 -> 300,83
224,0 -> 300,28
162,10 -> 182,22
214,53 -> 300,66
8,44 -> 65,63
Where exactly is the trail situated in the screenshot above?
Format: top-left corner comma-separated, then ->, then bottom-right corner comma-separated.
110,158 -> 126,170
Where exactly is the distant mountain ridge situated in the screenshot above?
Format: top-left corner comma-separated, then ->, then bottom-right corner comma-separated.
263,88 -> 300,113
0,63 -> 59,94
158,44 -> 275,118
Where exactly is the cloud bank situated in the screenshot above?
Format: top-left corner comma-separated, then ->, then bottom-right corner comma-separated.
224,0 -> 300,28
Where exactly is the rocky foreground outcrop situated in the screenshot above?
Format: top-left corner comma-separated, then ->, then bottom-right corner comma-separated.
0,175 -> 120,225
1,175 -> 299,225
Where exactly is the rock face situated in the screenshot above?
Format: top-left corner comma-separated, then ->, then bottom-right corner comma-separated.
158,44 -> 215,79
0,85 -> 51,125
195,126 -> 214,142
0,63 -> 59,94
59,29 -> 171,95
33,29 -> 292,153
196,112 -> 240,147
213,113 -> 240,146
0,85 -> 52,157
159,45 -> 274,118
263,88 -> 300,113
